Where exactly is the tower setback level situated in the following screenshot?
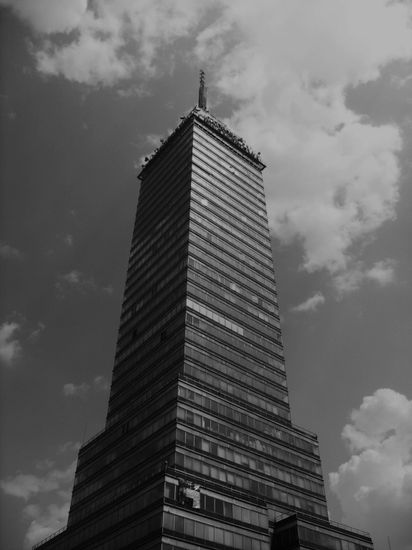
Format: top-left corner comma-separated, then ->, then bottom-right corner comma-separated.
35,76 -> 374,550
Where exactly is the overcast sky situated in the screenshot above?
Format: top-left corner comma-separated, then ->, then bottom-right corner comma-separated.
1,1 -> 412,549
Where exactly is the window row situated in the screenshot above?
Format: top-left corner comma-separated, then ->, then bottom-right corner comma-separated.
124,233 -> 187,301
121,262 -> 186,325
177,407 -> 320,475
190,206 -> 272,276
36,510 -> 162,550
184,360 -> 287,422
163,511 -> 266,550
188,242 -> 277,304
69,481 -> 163,530
140,125 -> 193,188
187,298 -> 244,336
178,384 -> 319,457
192,170 -> 268,238
112,323 -> 184,382
183,359 -> 288,420
190,216 -> 275,281
128,176 -> 190,264
187,293 -> 282,353
191,197 -> 272,263
76,409 -> 176,485
298,526 -> 372,550
192,157 -> 268,230
127,202 -> 189,276
134,133 -> 193,228
187,255 -> 278,316
176,426 -> 324,497
193,126 -> 264,188
165,482 -> 268,529
108,351 -> 181,420
122,255 -> 186,314
191,185 -> 271,252
192,147 -> 266,211
194,128 -> 265,190
185,340 -> 286,391
71,448 -> 174,508
115,301 -> 185,363
118,280 -> 186,345
189,232 -> 275,294
188,271 -> 277,330
134,163 -> 191,242
187,314 -> 284,371
82,382 -> 177,469
175,452 -> 327,518
73,428 -> 175,503
186,326 -> 284,376
70,463 -> 167,525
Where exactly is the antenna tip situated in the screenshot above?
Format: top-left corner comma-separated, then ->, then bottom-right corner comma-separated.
198,69 -> 207,110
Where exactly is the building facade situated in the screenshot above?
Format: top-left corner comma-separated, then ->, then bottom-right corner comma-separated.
35,82 -> 374,550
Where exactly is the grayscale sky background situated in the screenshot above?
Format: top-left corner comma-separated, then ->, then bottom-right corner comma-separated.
1,1 -> 412,549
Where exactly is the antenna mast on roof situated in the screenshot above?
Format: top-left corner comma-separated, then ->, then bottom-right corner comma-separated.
198,70 -> 207,110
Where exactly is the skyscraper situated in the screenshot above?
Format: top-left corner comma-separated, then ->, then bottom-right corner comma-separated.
35,76 -> 374,550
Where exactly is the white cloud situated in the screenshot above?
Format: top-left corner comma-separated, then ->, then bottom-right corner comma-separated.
6,0 -> 211,87
57,441 -> 80,455
330,389 -> 412,550
0,454 -> 76,549
62,381 -> 90,397
24,501 -> 70,549
56,269 -> 113,296
0,241 -> 23,260
29,322 -> 46,341
195,0 -> 412,289
64,234 -> 73,247
0,461 -> 75,501
366,259 -> 396,286
0,448 -> 78,547
291,291 -> 325,313
6,0 -> 412,291
63,375 -> 109,397
93,375 -> 110,391
334,259 -> 396,294
0,0 -> 87,34
0,321 -> 22,366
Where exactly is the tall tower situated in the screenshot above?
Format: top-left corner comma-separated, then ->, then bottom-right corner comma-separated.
35,76 -> 374,550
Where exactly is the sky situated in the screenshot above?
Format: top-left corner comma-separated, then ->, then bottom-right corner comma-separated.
1,1 -> 412,549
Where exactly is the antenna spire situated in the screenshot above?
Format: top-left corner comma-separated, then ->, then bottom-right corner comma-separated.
198,69 -> 207,110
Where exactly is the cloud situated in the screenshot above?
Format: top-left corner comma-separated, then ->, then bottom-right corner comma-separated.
24,501 -> 70,549
63,234 -> 74,247
0,446 -> 78,548
334,259 -> 396,294
6,0 -> 412,291
329,389 -> 412,550
0,241 -> 23,260
0,321 -> 22,366
29,322 -> 46,342
4,0 -> 211,86
291,291 -> 325,313
366,259 -> 396,286
55,269 -> 113,296
195,0 -> 412,290
62,381 -> 90,397
0,461 -> 75,501
63,375 -> 109,397
0,0 -> 88,34
93,375 -> 110,391
57,441 -> 80,455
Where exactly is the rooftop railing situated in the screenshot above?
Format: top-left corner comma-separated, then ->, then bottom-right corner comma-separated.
32,526 -> 66,549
